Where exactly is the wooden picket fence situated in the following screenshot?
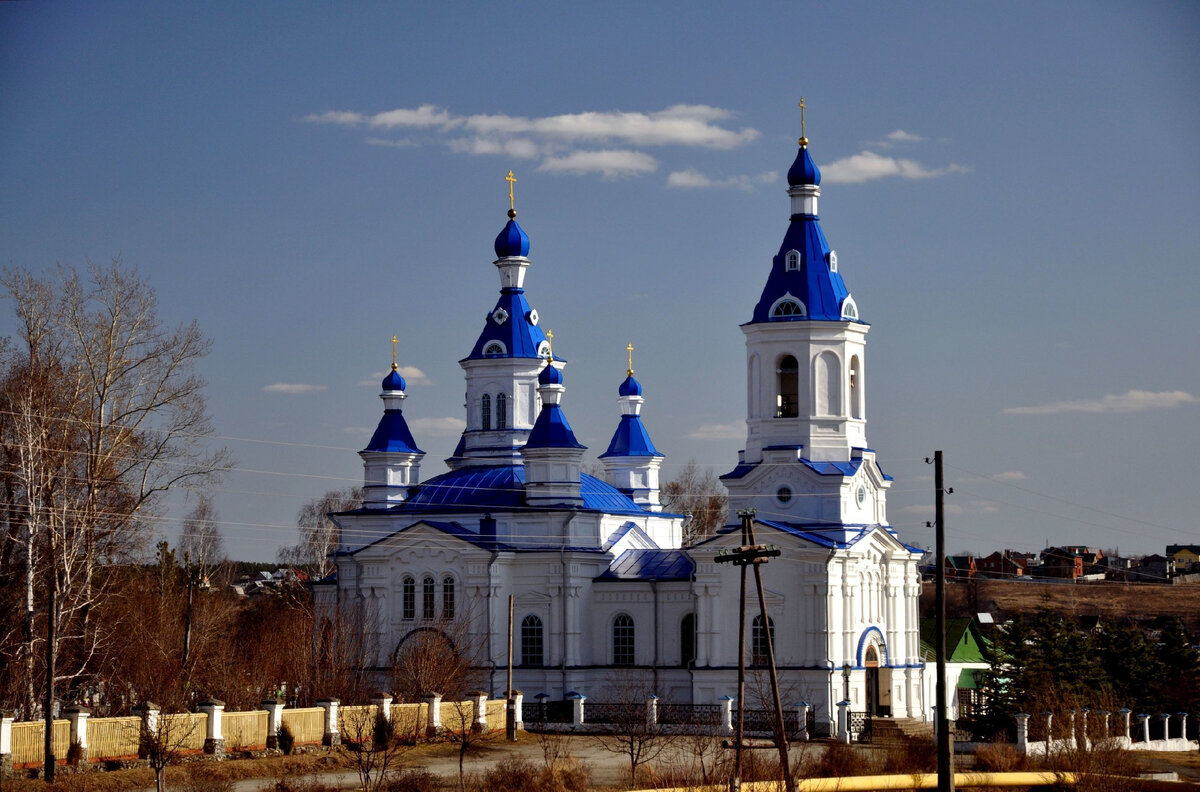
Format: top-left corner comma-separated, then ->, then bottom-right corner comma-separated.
85,716 -> 141,761
224,710 -> 267,751
10,720 -> 69,767
280,707 -> 324,745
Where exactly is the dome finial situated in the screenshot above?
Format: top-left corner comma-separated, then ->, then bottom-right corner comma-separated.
798,97 -> 809,148
626,342 -> 635,377
391,334 -> 398,371
505,169 -> 518,219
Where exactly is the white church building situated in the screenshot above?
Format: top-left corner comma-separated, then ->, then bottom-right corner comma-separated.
313,127 -> 928,731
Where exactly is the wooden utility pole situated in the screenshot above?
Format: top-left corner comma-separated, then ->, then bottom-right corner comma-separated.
506,593 -> 516,741
716,509 -> 794,792
929,450 -> 954,792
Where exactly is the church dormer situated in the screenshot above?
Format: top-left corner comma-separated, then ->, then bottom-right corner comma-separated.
521,340 -> 586,506
452,171 -> 554,469
360,342 -> 425,508
600,345 -> 665,510
739,105 -> 870,465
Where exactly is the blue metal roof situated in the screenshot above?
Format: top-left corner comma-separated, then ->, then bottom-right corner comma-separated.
399,465 -> 648,515
599,414 -> 662,458
596,549 -> 694,581
788,144 -> 821,186
465,288 -> 548,361
525,404 -> 585,449
494,217 -> 530,258
382,369 -> 406,391
722,458 -> 864,480
363,410 -> 423,454
349,519 -> 515,554
618,374 -> 642,397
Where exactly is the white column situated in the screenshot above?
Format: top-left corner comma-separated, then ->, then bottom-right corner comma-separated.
371,693 -> 393,723
512,691 -> 524,731
797,702 -> 810,741
472,692 -> 489,732
720,696 -> 734,737
0,711 -> 12,774
646,696 -> 658,729
1159,714 -> 1171,745
1138,714 -> 1150,744
837,700 -> 850,744
1015,713 -> 1030,754
199,700 -> 226,757
571,693 -> 586,727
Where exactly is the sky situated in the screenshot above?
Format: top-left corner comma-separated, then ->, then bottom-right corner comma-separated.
2,1 -> 1198,561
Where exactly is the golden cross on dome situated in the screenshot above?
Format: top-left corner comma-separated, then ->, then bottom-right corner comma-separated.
391,335 -> 398,371
626,342 -> 634,376
505,170 -> 518,217
798,97 -> 808,147
545,329 -> 554,360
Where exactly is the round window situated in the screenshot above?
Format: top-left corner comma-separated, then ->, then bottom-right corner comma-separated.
856,486 -> 867,505
776,486 -> 793,505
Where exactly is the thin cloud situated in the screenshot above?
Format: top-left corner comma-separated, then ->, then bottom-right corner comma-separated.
666,169 -> 778,191
408,416 -> 467,435
993,471 -> 1028,481
1002,390 -> 1197,416
358,366 -> 431,387
539,149 -> 657,178
887,129 -> 925,143
448,137 -> 539,159
365,137 -> 417,149
823,151 -> 969,184
263,383 -> 327,394
685,422 -> 744,440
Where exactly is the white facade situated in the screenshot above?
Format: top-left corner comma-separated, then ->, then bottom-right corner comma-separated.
314,136 -> 926,731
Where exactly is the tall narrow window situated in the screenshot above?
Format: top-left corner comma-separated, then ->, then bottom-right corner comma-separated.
422,576 -> 435,620
481,394 -> 491,431
777,355 -> 799,418
613,613 -> 635,666
752,615 -> 775,666
814,351 -> 842,416
402,577 -> 415,620
680,613 -> 696,668
850,355 -> 862,419
442,576 -> 455,619
521,615 -> 543,667
786,250 -> 800,271
496,393 -> 507,430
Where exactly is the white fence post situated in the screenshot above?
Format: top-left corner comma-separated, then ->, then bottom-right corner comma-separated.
797,702 -> 810,741
65,705 -> 90,763
1177,712 -> 1188,746
371,693 -> 393,723
1015,713 -> 1030,754
1119,708 -> 1131,739
646,696 -> 659,729
837,700 -> 850,744
1080,708 -> 1090,750
1160,713 -> 1171,745
512,691 -> 524,731
720,696 -> 734,737
424,693 -> 442,738
261,699 -> 284,750
472,692 -> 489,732
316,698 -> 340,746
1,711 -> 14,776
570,693 -> 586,727
1138,713 -> 1150,744
199,700 -> 226,758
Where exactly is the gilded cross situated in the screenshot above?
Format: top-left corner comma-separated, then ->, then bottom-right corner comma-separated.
798,97 -> 808,145
505,170 -> 517,214
391,335 -> 398,370
546,329 -> 554,360
626,342 -> 635,376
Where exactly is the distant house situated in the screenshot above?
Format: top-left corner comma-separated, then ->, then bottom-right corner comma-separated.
920,617 -> 990,720
945,555 -> 977,579
1166,544 -> 1200,573
1040,547 -> 1084,579
977,550 -> 1026,579
1134,553 -> 1175,582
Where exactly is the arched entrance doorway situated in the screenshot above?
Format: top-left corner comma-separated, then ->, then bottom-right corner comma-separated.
864,644 -> 892,717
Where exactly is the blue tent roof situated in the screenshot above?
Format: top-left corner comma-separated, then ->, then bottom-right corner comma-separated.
363,410 -> 423,454
525,404 -> 585,449
599,414 -> 662,458
596,549 -> 694,581
464,288 -> 548,361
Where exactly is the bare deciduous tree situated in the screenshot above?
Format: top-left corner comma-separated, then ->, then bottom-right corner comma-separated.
278,486 -> 362,579
592,673 -> 677,786
661,460 -> 728,546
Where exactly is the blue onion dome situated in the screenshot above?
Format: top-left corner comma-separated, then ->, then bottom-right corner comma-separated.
787,143 -> 821,187
494,213 -> 531,258
382,366 -> 406,391
538,362 -> 563,386
618,374 -> 642,397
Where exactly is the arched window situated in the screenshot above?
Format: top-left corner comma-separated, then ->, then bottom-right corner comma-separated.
402,576 -> 415,620
520,615 -> 543,667
442,576 -> 455,620
814,351 -> 842,417
786,250 -> 800,271
496,393 -> 507,430
752,614 -> 775,666
772,299 -> 804,318
613,614 -> 635,666
850,355 -> 862,419
422,576 -> 435,620
841,296 -> 858,320
777,355 -> 799,418
481,393 -> 491,431
680,613 -> 696,668
483,341 -> 505,356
